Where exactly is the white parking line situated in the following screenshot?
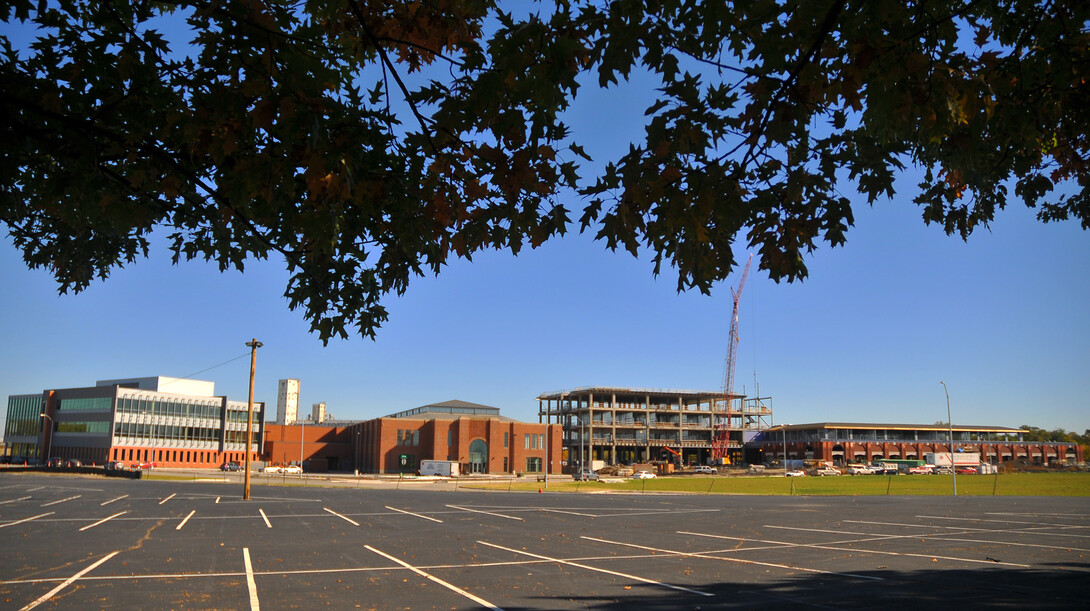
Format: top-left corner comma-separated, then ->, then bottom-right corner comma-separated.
41,495 -> 81,507
79,512 -> 127,532
0,496 -> 31,505
100,495 -> 128,506
767,518 -> 1090,553
847,519 -> 1090,540
159,493 -> 177,505
680,530 -> 1031,568
987,512 -> 1090,518
0,512 -> 54,529
177,510 -> 196,531
385,505 -> 443,523
243,548 -> 260,611
540,508 -> 599,517
323,507 -> 359,526
26,487 -> 45,492
594,535 -> 883,581
447,504 -> 523,521
919,515 -> 1090,529
259,509 -> 272,528
366,545 -> 504,610
479,540 -> 713,597
18,550 -> 118,611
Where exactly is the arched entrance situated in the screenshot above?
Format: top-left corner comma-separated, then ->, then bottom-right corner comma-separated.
468,439 -> 488,473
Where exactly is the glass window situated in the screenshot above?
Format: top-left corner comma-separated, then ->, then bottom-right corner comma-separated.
504,432 -> 508,448
524,434 -> 530,449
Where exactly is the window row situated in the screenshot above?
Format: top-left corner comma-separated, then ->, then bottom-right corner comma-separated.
118,396 -> 223,419
397,429 -> 420,446
114,421 -> 221,443
524,433 -> 545,450
57,421 -> 110,434
58,397 -> 113,412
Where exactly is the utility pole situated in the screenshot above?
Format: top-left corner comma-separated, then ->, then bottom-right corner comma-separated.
244,338 -> 262,500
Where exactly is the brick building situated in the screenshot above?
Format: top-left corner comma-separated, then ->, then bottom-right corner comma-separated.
755,423 -> 1084,465
352,400 -> 561,475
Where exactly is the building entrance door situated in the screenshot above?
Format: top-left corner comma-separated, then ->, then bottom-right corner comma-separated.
469,439 -> 488,473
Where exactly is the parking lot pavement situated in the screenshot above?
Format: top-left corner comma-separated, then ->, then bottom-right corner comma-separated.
2,474 -> 1089,609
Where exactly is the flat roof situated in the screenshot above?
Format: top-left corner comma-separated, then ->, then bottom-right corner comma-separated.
768,422 -> 1024,433
538,387 -> 732,400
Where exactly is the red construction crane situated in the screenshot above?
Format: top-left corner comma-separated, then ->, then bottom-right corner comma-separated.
712,254 -> 752,464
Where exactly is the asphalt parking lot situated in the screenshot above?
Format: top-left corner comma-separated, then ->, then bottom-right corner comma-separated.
2,473 -> 1088,609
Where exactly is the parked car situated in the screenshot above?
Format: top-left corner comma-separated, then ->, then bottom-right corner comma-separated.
573,470 -> 599,481
65,458 -> 83,468
219,461 -> 241,472
848,464 -> 876,475
812,466 -> 841,476
133,461 -> 153,470
693,466 -> 718,474
48,457 -> 68,468
632,470 -> 657,479
955,466 -> 978,474
282,465 -> 303,474
933,466 -> 953,475
908,465 -> 934,474
785,469 -> 806,477
261,465 -> 282,474
105,461 -> 126,470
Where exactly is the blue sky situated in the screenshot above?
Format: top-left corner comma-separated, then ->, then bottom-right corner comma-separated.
3,182 -> 1087,432
2,10 -> 1088,435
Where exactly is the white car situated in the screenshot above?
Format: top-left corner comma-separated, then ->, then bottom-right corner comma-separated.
282,465 -> 303,474
812,467 -> 841,476
785,469 -> 806,477
261,465 -> 282,474
632,470 -> 657,479
693,466 -> 718,474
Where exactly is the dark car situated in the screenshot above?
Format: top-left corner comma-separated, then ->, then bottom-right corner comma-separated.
65,458 -> 83,468
220,461 -> 241,472
49,457 -> 68,468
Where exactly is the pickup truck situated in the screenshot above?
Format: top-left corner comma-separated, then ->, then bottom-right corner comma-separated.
908,465 -> 934,474
812,466 -> 841,476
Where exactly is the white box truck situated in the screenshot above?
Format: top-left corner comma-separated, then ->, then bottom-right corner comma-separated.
419,460 -> 460,477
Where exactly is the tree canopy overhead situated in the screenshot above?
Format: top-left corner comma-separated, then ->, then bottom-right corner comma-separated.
2,0 -> 1087,341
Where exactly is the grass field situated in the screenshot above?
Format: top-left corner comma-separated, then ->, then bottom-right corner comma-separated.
470,472 -> 1090,496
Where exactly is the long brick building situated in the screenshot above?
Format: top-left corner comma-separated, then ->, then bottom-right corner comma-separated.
755,423 -> 1084,465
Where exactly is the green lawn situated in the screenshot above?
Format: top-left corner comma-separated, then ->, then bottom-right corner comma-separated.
471,472 -> 1090,496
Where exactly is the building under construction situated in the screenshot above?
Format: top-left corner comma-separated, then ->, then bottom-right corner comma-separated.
537,387 -> 772,469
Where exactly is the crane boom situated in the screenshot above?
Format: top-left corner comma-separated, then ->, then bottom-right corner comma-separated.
713,254 -> 752,464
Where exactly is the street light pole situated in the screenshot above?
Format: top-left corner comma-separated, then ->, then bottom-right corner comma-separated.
243,338 -> 262,500
299,414 -> 309,468
940,381 -> 957,496
783,426 -> 788,477
39,413 -> 53,464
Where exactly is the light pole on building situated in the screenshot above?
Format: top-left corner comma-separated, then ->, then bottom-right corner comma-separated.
940,381 -> 957,496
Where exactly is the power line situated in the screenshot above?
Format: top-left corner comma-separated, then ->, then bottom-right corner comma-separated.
158,351 -> 252,387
